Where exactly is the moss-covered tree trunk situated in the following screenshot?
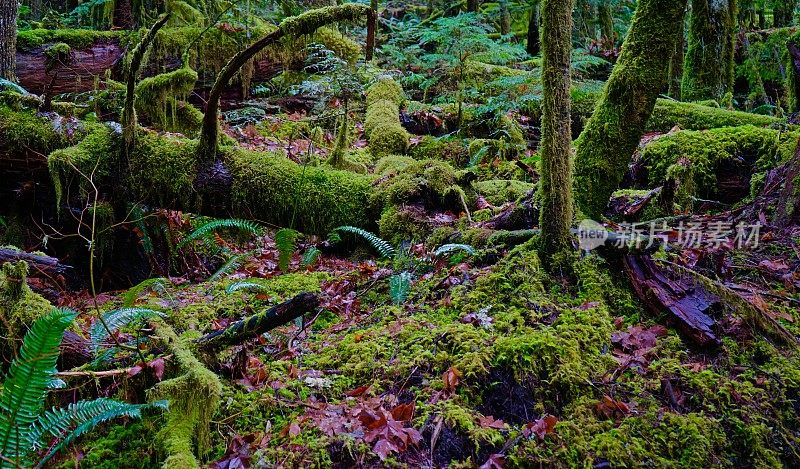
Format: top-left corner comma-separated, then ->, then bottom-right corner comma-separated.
773,0 -> 798,26
500,0 -> 512,36
668,7 -> 686,99
574,0 -> 688,220
598,1 -> 614,40
526,1 -> 541,55
538,0 -> 574,262
681,0 -> 737,101
573,0 -> 596,43
0,0 -> 18,81
467,0 -> 481,12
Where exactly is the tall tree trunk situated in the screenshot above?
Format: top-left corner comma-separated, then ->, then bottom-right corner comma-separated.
668,7 -> 686,99
538,0 -> 574,263
526,2 -> 540,55
0,0 -> 18,82
573,0 -> 597,43
574,0 -> 689,220
598,0 -> 614,40
500,0 -> 511,36
467,0 -> 480,12
681,0 -> 738,101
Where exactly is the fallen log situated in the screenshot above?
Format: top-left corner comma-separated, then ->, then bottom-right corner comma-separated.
195,292 -> 319,350
623,254 -> 720,347
0,248 -> 73,277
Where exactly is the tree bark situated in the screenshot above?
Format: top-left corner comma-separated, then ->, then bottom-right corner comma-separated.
538,0 -> 574,263
668,7 -> 686,99
0,0 -> 18,81
467,0 -> 480,12
0,248 -> 73,277
195,293 -> 319,349
366,0 -> 377,61
500,0 -> 512,36
574,0 -> 689,220
773,0 -> 797,27
526,2 -> 540,55
598,1 -> 614,40
681,0 -> 737,101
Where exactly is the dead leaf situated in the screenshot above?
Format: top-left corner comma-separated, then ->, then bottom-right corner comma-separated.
478,415 -> 507,429
391,402 -> 415,422
443,366 -> 462,391
479,454 -> 506,469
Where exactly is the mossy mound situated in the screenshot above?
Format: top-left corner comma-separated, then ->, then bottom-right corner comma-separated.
135,66 -> 203,136
0,261 -> 53,357
640,125 -> 798,201
473,179 -> 535,206
365,78 -> 410,157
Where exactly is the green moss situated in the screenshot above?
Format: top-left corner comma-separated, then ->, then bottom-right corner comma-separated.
410,136 -> 469,166
135,66 -> 202,136
473,179 -> 535,205
364,78 -> 410,157
149,324 -> 222,468
16,28 -> 124,51
227,148 -> 376,234
378,206 -> 431,245
0,261 -> 53,353
647,99 -> 780,132
0,105 -> 88,155
682,0 -> 737,101
60,421 -> 161,469
312,26 -> 361,64
640,125 -> 798,200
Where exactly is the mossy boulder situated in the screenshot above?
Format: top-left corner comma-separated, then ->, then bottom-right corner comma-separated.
0,261 -> 53,355
365,78 -> 410,157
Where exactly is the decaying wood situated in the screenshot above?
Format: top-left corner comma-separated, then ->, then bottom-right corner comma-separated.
58,330 -> 93,370
0,248 -> 73,277
195,292 -> 319,350
623,254 -> 720,347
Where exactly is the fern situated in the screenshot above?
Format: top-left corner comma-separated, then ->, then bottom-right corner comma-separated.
276,228 -> 300,273
333,226 -> 396,259
209,251 -> 254,281
90,308 -> 166,352
225,281 -> 270,295
389,272 -> 413,305
0,308 -> 78,465
177,219 -> 260,249
0,78 -> 30,95
301,247 -> 321,268
434,244 -> 476,257
122,277 -> 170,307
31,399 -> 168,468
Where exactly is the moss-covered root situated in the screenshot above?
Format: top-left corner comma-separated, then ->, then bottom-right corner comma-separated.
681,0 -> 737,101
135,65 -> 203,137
573,0 -> 688,220
539,0 -> 575,262
0,261 -> 53,354
364,77 -> 411,157
149,324 -> 222,469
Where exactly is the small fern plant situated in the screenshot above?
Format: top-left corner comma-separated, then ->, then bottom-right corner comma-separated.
177,218 -> 260,249
0,308 -> 165,468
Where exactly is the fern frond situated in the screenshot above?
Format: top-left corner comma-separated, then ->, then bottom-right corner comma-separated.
275,228 -> 300,273
209,251 -> 254,281
334,226 -> 396,259
90,308 -> 166,352
32,399 -> 168,468
389,272 -> 413,305
225,281 -> 270,295
0,78 -> 31,95
122,277 -> 170,307
177,219 -> 260,249
433,244 -> 476,257
0,308 -> 78,464
301,247 -> 321,268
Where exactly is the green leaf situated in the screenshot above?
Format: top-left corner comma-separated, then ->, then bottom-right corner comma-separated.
434,244 -> 476,257
177,219 -> 260,249
389,272 -> 413,305
276,228 -> 300,273
333,226 -> 396,259
90,308 -> 166,352
301,247 -> 321,268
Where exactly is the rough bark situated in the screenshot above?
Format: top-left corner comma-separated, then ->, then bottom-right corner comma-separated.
598,1 -> 614,40
467,0 -> 481,12
681,0 -> 737,101
0,0 -> 18,81
574,0 -> 689,220
668,7 -> 686,99
500,0 -> 512,36
773,0 -> 797,27
538,0 -> 574,262
526,2 -> 540,56
367,0 -> 377,61
195,293 -> 319,350
0,248 -> 73,277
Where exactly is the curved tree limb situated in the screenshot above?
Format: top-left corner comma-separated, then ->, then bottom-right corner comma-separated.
197,4 -> 373,165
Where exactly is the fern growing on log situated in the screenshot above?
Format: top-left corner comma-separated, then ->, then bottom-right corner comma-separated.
122,277 -> 170,307
178,219 -> 260,249
433,244 -> 476,257
333,226 -> 396,258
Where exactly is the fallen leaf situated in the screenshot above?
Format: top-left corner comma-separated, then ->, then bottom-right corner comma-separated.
391,402 -> 415,422
479,454 -> 506,469
478,415 -> 507,429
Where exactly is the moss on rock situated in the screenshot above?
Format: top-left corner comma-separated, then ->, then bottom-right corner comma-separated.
364,78 -> 410,157
0,261 -> 53,355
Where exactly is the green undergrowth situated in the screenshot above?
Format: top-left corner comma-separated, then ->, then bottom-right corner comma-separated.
16,28 -> 124,50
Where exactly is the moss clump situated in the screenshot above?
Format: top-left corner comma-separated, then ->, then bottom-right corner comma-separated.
135,66 -> 202,136
149,324 -> 222,468
0,261 -> 53,355
473,179 -> 535,205
410,136 -> 469,166
371,158 -> 463,208
59,421 -> 161,469
364,78 -> 410,157
227,148 -> 375,234
647,99 -> 780,132
312,26 -> 361,64
15,28 -> 124,50
640,125 -> 798,200
0,105 -> 88,156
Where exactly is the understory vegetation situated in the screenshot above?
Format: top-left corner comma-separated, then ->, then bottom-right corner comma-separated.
0,0 -> 799,468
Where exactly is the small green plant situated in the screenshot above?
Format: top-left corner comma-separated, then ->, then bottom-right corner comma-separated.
276,228 -> 301,272
0,308 -> 165,468
332,226 -> 396,258
389,271 -> 413,305
301,246 -> 322,268
90,307 -> 166,353
177,219 -> 261,249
